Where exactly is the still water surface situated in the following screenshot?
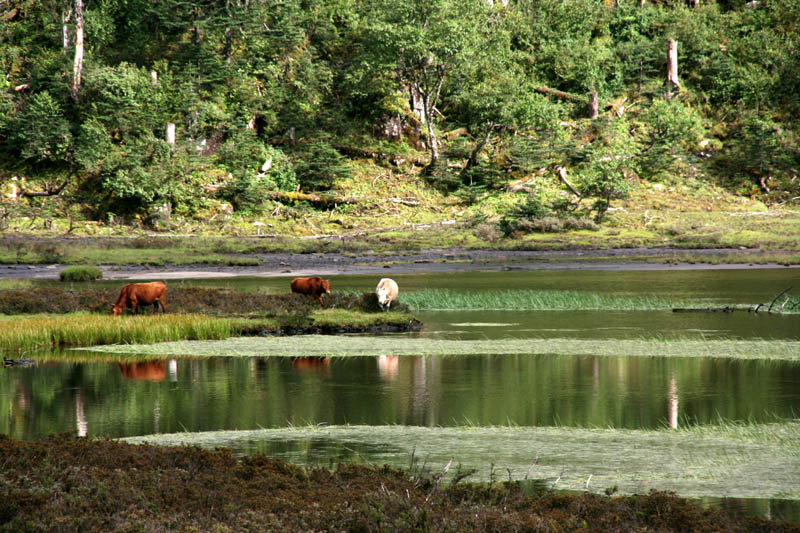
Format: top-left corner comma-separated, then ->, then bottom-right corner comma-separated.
2,267 -> 799,519
4,267 -> 800,436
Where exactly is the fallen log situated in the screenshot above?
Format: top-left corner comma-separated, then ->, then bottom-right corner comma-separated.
264,191 -> 361,207
535,86 -> 584,102
672,307 -> 734,313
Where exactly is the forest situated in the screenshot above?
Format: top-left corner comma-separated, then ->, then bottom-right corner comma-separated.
1,0 -> 798,235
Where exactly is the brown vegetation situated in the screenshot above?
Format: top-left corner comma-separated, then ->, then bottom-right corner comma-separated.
0,434 -> 794,532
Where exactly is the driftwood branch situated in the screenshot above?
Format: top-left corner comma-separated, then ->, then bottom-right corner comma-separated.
673,307 -> 734,313
767,286 -> 792,313
555,166 -> 581,198
751,286 -> 794,314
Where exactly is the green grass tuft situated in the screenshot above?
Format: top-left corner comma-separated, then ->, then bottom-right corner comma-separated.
59,265 -> 103,282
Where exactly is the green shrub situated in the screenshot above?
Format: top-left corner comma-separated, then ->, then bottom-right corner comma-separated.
59,266 -> 103,282
293,139 -> 351,191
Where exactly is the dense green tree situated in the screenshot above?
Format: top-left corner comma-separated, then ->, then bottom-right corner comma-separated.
576,117 -> 638,222
364,0 -> 492,165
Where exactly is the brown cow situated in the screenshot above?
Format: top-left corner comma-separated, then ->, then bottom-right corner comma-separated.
111,281 -> 167,316
118,361 -> 166,381
290,276 -> 331,304
291,357 -> 331,373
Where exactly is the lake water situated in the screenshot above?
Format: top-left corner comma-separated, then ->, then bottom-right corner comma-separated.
2,267 -> 799,521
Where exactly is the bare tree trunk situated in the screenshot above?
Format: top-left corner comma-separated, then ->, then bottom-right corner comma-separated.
409,84 -> 425,125
666,39 -> 680,101
461,122 -> 499,183
62,8 -> 73,52
71,0 -> 84,98
422,91 -> 439,164
587,92 -> 599,119
224,0 -> 233,63
166,123 -> 176,145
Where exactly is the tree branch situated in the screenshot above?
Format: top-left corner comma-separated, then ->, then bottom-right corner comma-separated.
21,176 -> 72,198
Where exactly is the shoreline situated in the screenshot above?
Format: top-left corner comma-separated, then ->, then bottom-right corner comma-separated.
1,247 -> 798,280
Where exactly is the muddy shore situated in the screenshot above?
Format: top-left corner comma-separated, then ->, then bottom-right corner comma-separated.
1,247 -> 797,280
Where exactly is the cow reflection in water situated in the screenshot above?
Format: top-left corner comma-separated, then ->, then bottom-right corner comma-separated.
118,361 -> 166,381
291,357 -> 330,373
377,355 -> 399,381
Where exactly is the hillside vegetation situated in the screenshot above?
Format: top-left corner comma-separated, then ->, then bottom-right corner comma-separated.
1,0 -> 798,249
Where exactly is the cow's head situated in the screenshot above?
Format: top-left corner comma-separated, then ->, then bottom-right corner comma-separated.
321,280 -> 331,295
111,304 -> 123,316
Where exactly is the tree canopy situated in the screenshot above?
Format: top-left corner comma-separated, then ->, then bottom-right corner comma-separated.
1,0 -> 798,224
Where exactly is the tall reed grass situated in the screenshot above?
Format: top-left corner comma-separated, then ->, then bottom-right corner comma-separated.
0,314 -> 233,354
401,289 -> 705,311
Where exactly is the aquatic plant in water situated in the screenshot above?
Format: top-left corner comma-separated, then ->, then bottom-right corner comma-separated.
84,335 -> 800,362
401,289 -> 710,311
121,421 -> 800,500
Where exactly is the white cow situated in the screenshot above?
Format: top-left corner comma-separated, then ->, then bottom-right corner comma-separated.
375,278 -> 399,312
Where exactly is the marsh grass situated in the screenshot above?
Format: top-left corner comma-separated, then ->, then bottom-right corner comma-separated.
86,335 -> 800,361
401,289 -> 708,311
0,314 -> 233,354
0,279 -> 35,291
121,421 -> 800,500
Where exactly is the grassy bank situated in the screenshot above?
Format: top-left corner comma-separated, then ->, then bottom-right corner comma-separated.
0,314 -> 235,354
3,435 -> 793,532
0,310 -> 419,355
121,421 -> 800,501
85,335 -> 800,362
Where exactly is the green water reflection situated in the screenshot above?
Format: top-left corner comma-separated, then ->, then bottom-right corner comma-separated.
2,353 -> 799,440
